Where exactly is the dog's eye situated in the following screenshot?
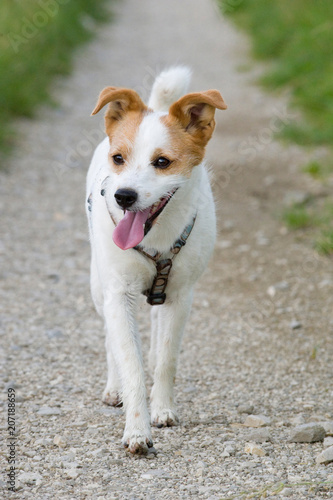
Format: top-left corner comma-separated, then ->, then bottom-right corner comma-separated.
112,154 -> 125,165
153,157 -> 171,169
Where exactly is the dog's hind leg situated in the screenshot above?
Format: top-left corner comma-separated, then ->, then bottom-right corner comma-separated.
150,288 -> 193,427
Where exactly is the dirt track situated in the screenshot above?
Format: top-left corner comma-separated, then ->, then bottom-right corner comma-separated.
1,0 -> 333,498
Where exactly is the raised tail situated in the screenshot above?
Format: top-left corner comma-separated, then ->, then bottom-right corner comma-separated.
148,66 -> 192,112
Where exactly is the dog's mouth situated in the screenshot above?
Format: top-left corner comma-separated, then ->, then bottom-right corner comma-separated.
112,189 -> 178,250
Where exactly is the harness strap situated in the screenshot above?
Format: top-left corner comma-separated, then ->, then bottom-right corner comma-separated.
136,214 -> 197,305
94,188 -> 197,305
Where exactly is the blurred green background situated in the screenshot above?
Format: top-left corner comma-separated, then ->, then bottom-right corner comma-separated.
0,0 -> 109,154
220,0 -> 333,147
1,0 -> 332,251
220,0 -> 333,254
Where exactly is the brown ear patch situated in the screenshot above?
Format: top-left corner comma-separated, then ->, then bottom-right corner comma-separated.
169,90 -> 227,148
91,87 -> 147,116
91,87 -> 148,137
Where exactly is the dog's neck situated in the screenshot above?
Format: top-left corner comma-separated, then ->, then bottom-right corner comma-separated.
137,163 -> 204,254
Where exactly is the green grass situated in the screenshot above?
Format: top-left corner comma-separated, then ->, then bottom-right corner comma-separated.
219,0 -> 333,147
220,0 -> 333,255
283,199 -> 333,255
0,0 -> 110,154
283,204 -> 314,230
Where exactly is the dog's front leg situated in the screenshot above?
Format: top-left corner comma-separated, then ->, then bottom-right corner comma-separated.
150,289 -> 193,427
103,288 -> 153,454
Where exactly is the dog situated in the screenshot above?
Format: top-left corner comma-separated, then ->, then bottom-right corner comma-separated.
86,67 -> 227,454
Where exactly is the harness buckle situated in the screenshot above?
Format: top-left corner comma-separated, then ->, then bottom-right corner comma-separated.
143,259 -> 172,306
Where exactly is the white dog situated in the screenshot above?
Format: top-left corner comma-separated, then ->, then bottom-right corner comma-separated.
86,67 -> 227,454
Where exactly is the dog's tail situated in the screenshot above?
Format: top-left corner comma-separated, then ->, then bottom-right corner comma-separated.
148,66 -> 192,112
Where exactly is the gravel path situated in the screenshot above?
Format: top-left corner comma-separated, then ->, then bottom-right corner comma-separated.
1,0 -> 333,498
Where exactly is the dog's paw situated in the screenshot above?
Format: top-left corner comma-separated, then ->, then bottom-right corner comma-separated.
151,408 -> 179,428
102,388 -> 123,407
122,429 -> 154,455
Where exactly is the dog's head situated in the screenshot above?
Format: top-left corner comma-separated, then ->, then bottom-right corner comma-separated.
91,86 -> 227,250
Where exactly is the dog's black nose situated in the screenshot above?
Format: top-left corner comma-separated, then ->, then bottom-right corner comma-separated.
114,188 -> 138,209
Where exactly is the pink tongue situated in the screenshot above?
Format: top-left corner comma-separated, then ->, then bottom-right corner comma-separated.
112,208 -> 151,250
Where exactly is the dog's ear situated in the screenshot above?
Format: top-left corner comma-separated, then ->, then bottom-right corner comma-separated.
169,90 -> 227,146
91,87 -> 147,134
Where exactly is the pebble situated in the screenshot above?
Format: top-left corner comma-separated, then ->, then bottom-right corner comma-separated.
237,403 -> 255,414
64,468 -> 79,479
290,320 -> 302,330
267,281 -> 289,297
324,437 -> 333,448
53,435 -> 67,448
244,443 -> 266,457
289,423 -> 325,443
321,421 -> 333,436
18,472 -> 43,486
316,446 -> 333,465
246,428 -> 271,443
244,415 -> 271,427
141,469 -> 170,479
37,406 -> 62,416
46,328 -> 65,339
222,444 -> 236,457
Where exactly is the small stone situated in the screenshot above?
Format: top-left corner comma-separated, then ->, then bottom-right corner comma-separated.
321,421 -> 333,436
324,437 -> 333,448
146,446 -> 158,458
54,435 -> 67,448
183,385 -> 197,393
290,320 -> 302,330
141,469 -> 169,479
267,281 -> 289,297
244,443 -> 266,457
46,328 -> 65,339
73,420 -> 88,428
289,423 -> 325,443
290,415 -> 305,426
35,438 -> 53,446
64,468 -> 79,479
37,406 -> 62,416
247,428 -> 271,443
244,415 -> 271,427
59,452 -> 76,462
237,403 -> 255,414
18,472 -> 42,485
222,443 -> 236,458
280,488 -> 293,497
316,446 -> 333,465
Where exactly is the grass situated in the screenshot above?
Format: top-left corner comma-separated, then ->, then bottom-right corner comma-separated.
219,0 -> 333,147
283,198 -> 333,255
0,0 -> 110,155
220,0 -> 333,254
